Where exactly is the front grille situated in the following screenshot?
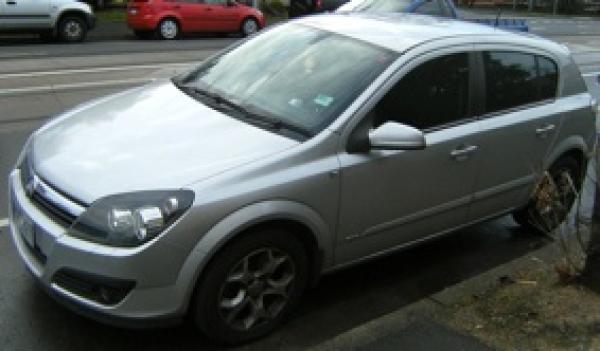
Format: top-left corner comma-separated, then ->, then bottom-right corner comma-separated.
31,190 -> 77,227
19,161 -> 84,228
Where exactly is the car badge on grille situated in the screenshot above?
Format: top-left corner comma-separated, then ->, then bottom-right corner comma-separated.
26,175 -> 43,198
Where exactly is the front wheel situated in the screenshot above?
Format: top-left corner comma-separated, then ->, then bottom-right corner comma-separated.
513,155 -> 583,233
241,18 -> 259,37
58,17 -> 87,42
193,228 -> 308,344
157,18 -> 179,40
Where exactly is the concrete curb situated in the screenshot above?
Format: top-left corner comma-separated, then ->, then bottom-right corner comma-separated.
310,239 -> 566,350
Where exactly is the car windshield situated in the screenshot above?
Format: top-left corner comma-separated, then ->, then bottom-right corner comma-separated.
338,0 -> 413,12
175,23 -> 397,138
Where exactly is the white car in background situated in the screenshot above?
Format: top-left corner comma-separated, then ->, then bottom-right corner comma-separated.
0,0 -> 95,42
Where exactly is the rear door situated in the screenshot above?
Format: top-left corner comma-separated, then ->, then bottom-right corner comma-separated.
203,0 -> 239,32
171,0 -> 211,32
1,0 -> 51,30
467,49 -> 563,221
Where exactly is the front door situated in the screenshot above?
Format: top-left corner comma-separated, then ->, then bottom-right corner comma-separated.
335,51 -> 481,264
1,0 -> 50,30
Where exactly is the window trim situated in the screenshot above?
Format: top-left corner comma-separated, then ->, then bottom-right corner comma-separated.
475,50 -> 560,120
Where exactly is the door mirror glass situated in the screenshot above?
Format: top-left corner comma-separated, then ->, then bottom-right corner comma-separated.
369,121 -> 426,150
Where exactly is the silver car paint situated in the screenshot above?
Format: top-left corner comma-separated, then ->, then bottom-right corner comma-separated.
0,0 -> 92,30
33,81 -> 299,204
8,14 -> 596,322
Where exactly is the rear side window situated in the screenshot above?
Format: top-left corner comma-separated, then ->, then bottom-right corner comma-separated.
483,51 -> 559,114
373,52 -> 470,130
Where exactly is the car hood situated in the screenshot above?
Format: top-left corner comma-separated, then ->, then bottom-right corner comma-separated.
32,81 -> 299,204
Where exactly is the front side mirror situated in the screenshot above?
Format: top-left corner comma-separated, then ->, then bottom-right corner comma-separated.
368,121 -> 426,151
226,0 -> 236,6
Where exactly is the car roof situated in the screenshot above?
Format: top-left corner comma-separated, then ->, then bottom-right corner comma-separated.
298,13 -> 568,56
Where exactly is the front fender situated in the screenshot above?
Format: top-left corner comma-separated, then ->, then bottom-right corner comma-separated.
174,200 -> 333,313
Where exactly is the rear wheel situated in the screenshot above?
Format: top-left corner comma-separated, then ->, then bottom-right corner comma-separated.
58,16 -> 87,42
157,18 -> 179,40
240,18 -> 259,37
193,228 -> 308,344
513,155 -> 583,233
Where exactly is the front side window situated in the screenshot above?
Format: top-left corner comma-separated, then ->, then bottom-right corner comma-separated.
373,52 -> 470,131
177,24 -> 396,138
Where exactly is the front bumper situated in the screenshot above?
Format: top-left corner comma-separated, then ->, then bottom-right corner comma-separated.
7,170 -> 193,327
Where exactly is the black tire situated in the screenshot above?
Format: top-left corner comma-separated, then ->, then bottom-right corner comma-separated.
240,18 -> 259,37
133,30 -> 154,40
193,228 -> 309,344
156,18 -> 180,40
513,155 -> 583,233
58,16 -> 87,43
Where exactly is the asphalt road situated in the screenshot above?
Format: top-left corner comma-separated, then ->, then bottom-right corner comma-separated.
0,33 -> 598,350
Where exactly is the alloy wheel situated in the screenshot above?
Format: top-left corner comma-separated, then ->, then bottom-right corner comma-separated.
159,19 -> 178,40
242,19 -> 258,36
218,247 -> 295,331
62,19 -> 84,42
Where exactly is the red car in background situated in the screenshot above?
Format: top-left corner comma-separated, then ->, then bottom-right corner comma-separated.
127,0 -> 266,39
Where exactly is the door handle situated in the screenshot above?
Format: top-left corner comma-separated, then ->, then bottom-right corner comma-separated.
450,145 -> 478,161
206,7 -> 212,10
535,124 -> 555,138
6,1 -> 17,5
173,5 -> 180,8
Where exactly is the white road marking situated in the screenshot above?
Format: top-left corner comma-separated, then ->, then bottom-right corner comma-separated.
0,218 -> 8,228
0,77 -> 156,96
0,62 -> 193,80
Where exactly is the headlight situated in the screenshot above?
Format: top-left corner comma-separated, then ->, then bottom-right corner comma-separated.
68,190 -> 194,247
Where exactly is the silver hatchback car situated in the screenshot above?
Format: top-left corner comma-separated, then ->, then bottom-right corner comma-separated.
8,13 -> 596,343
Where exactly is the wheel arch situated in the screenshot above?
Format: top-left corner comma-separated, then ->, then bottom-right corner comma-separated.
157,14 -> 183,32
176,200 -> 333,314
240,15 -> 261,31
55,10 -> 89,29
545,135 -> 591,171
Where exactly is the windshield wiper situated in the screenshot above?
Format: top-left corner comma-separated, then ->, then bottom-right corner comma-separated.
182,85 -> 313,138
